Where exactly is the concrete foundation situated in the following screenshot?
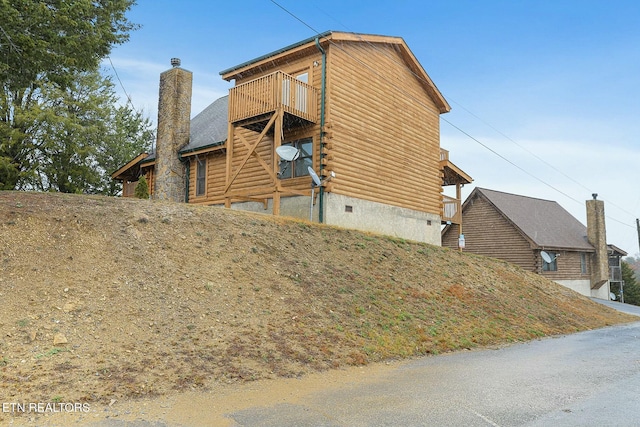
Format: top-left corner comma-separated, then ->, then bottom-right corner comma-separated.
229,195 -> 316,221
555,279 -> 611,300
323,193 -> 441,245
227,193 -> 442,245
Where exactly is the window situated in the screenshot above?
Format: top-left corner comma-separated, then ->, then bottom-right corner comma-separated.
580,253 -> 587,274
196,158 -> 206,196
278,138 -> 313,179
542,251 -> 558,272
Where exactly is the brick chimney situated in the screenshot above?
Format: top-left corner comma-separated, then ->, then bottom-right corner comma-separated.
586,194 -> 608,289
153,58 -> 192,202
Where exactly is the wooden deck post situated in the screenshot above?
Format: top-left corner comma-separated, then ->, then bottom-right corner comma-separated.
456,183 -> 463,250
224,120 -> 235,207
273,107 -> 284,215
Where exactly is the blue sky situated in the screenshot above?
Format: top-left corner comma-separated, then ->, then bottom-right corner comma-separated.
105,0 -> 640,255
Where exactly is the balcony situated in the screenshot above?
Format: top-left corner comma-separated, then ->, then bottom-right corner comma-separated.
442,194 -> 462,224
228,71 -> 318,132
440,148 -> 470,225
610,265 -> 622,282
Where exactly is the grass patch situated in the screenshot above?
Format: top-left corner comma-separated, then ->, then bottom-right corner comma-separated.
35,347 -> 69,359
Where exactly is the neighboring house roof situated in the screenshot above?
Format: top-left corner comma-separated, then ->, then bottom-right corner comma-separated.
220,30 -> 451,114
111,152 -> 150,180
608,244 -> 628,257
470,187 -> 594,252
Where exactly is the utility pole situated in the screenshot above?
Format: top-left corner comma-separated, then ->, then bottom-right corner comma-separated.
637,218 -> 640,255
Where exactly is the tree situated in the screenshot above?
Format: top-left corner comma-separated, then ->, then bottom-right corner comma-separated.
624,256 -> 640,280
620,262 -> 640,306
134,175 -> 149,199
0,0 -> 136,92
0,0 -> 136,189
20,69 -> 153,194
95,104 -> 154,196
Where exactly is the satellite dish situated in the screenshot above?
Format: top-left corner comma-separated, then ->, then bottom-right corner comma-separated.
308,166 -> 322,187
275,145 -> 300,162
610,292 -> 617,301
541,251 -> 553,263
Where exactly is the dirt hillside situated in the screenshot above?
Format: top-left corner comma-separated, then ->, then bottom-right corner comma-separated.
0,191 -> 635,412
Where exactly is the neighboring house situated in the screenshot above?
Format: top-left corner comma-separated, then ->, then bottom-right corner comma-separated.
112,31 -> 471,246
442,187 -> 624,299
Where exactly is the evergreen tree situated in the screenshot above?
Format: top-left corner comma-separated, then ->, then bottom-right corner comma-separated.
621,261 -> 640,306
19,69 -> 152,194
0,0 -> 136,189
96,104 -> 154,196
134,175 -> 149,199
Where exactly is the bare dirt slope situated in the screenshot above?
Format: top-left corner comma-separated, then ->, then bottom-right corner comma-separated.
0,191 -> 635,409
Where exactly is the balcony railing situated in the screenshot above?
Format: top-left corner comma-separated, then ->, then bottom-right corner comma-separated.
440,148 -> 449,161
228,71 -> 318,125
442,194 -> 461,224
610,265 -> 622,282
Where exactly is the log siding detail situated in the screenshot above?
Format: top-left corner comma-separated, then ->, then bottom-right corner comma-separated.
442,195 -> 536,269
325,41 -> 443,216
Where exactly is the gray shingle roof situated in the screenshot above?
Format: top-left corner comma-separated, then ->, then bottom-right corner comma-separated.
181,95 -> 228,153
139,96 -> 229,163
474,187 -> 594,251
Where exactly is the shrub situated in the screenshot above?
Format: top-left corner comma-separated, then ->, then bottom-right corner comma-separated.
134,175 -> 149,199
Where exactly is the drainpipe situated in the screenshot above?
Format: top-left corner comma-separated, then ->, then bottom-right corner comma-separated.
315,36 -> 326,223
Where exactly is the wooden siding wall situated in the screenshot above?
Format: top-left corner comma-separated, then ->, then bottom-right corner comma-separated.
123,180 -> 136,197
188,152 -> 226,204
324,41 -> 442,215
541,251 -> 591,281
442,195 -> 536,270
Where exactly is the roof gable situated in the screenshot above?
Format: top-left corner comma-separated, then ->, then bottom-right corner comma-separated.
220,31 -> 450,114
470,188 -> 594,251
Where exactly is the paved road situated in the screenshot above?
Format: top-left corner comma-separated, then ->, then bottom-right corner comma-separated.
43,301 -> 640,427
230,310 -> 640,426
230,300 -> 640,427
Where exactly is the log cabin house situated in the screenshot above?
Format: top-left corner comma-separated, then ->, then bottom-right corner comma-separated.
441,187 -> 626,299
112,31 -> 472,246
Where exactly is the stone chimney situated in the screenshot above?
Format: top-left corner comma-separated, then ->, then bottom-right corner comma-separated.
586,194 -> 608,289
153,58 -> 192,202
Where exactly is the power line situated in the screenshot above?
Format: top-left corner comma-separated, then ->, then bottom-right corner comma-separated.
333,5 -> 637,225
106,56 -> 157,153
107,56 -> 134,108
268,0 -> 637,230
440,116 -> 584,205
445,98 -> 639,221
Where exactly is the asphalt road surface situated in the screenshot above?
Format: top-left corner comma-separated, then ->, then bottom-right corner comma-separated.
229,301 -> 640,427
65,301 -> 640,427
